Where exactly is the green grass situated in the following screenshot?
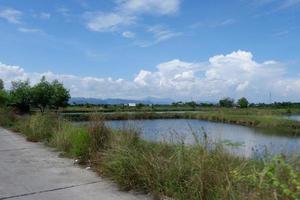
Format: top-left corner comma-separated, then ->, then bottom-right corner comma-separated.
1,111 -> 300,200
63,110 -> 300,136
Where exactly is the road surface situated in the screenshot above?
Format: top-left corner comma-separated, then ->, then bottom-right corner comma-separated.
0,128 -> 151,200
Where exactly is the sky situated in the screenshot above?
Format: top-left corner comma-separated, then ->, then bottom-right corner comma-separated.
0,0 -> 300,102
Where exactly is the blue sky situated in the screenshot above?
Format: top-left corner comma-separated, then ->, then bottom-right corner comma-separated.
0,0 -> 300,102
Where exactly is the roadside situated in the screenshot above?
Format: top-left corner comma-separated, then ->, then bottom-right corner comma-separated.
0,127 -> 151,200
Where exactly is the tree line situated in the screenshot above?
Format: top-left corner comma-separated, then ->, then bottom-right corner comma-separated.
0,77 -> 70,113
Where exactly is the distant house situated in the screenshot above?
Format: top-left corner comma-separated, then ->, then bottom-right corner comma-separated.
128,103 -> 136,107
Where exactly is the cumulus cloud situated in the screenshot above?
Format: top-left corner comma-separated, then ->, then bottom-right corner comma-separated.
0,8 -> 22,24
1,50 -> 300,102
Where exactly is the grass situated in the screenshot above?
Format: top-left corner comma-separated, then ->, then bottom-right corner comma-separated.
63,110 -> 300,136
1,109 -> 300,199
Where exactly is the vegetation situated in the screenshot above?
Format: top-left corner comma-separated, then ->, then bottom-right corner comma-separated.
0,112 -> 299,200
0,77 -> 70,113
62,110 -> 300,135
219,97 -> 235,107
10,80 -> 32,113
237,97 -> 249,108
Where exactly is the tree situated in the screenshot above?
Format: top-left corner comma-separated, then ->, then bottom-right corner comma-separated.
219,97 -> 235,107
0,79 -> 4,90
0,90 -> 9,106
10,80 -> 32,113
50,80 -> 70,111
237,97 -> 249,108
31,76 -> 53,113
0,79 -> 8,106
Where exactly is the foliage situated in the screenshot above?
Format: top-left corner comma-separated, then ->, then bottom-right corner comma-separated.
237,97 -> 249,108
50,80 -> 70,110
20,113 -> 58,142
51,122 -> 90,160
0,107 -> 17,127
219,97 -> 235,107
10,80 -> 32,113
88,114 -> 112,152
0,89 -> 9,106
31,77 -> 53,113
0,79 -> 4,90
7,77 -> 70,113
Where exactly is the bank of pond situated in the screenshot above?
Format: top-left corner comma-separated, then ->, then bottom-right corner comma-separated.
74,118 -> 300,158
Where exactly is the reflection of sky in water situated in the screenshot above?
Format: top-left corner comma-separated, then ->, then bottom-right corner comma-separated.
77,119 -> 300,158
287,115 -> 300,121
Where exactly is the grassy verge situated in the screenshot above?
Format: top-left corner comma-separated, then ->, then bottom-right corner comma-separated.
63,111 -> 300,136
1,110 -> 300,199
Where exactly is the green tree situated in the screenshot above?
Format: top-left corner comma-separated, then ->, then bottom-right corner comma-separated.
0,90 -> 9,106
10,80 -> 32,113
31,76 -> 53,113
219,97 -> 235,107
50,80 -> 70,111
237,97 -> 249,108
0,79 -> 8,106
0,79 -> 4,90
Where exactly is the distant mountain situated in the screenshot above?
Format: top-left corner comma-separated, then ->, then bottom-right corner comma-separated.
69,97 -> 174,105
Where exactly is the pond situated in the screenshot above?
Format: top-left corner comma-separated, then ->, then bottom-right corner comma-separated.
76,119 -> 300,158
286,115 -> 300,121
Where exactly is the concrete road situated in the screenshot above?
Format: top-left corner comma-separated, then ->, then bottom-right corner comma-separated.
0,128 -> 151,200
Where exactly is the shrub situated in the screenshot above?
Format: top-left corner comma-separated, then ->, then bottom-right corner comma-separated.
88,114 -> 112,152
51,122 -> 91,160
70,128 -> 90,160
0,107 -> 18,127
21,113 -> 58,142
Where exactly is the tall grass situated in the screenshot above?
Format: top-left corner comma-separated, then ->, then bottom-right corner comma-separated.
50,122 -> 90,160
100,131 -> 300,200
20,113 -> 59,142
2,113 -> 300,199
0,107 -> 18,127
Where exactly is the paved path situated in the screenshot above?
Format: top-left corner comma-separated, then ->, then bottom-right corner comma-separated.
0,128 -> 151,200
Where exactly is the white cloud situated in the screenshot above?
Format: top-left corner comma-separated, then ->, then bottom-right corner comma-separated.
85,0 -> 181,32
137,25 -> 182,47
116,0 -> 181,15
18,27 -> 43,34
122,31 -> 136,38
1,50 -> 299,102
148,25 -> 181,42
85,12 -> 135,32
0,8 -> 22,24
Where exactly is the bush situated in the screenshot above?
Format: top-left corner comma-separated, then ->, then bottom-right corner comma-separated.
88,114 -> 112,152
0,107 -> 18,127
21,113 -> 58,142
70,128 -> 90,160
51,121 -> 90,160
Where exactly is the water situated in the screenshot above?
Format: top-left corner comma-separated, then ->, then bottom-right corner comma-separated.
287,115 -> 300,121
77,119 -> 300,158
